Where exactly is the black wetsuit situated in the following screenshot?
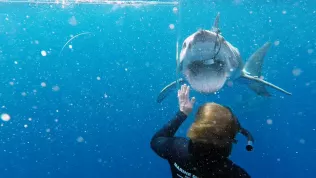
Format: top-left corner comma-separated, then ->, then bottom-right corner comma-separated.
150,111 -> 251,178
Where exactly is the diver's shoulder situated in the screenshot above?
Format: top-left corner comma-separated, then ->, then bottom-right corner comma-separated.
229,160 -> 251,178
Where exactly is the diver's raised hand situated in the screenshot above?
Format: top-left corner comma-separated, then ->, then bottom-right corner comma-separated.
178,84 -> 196,116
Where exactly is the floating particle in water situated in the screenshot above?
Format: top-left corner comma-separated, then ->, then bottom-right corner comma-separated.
282,10 -> 287,14
96,76 -> 101,80
14,61 -> 18,64
26,15 -> 30,19
21,92 -> 27,96
104,93 -> 108,98
227,81 -> 233,87
292,68 -> 302,76
1,113 -> 11,122
69,45 -> 73,49
125,68 -> 128,71
145,62 -> 150,67
299,139 -> 305,144
172,7 -> 178,14
41,82 -> 47,87
267,119 -> 273,125
9,81 -> 14,86
41,50 -> 47,56
307,49 -> 314,54
69,16 -> 77,26
28,118 -> 32,121
274,41 -> 280,46
34,40 -> 39,44
46,128 -> 51,133
249,11 -> 253,14
5,17 -> 9,21
52,86 -> 60,92
169,24 -> 175,30
24,124 -> 28,128
277,158 -> 281,162
98,158 -> 102,163
54,119 -> 59,123
77,136 -> 84,143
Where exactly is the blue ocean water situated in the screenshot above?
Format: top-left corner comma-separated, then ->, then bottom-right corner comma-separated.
0,0 -> 315,177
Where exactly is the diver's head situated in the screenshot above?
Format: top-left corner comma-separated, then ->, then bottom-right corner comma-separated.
187,102 -> 254,154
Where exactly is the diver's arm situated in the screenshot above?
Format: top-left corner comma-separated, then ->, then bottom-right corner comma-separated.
150,84 -> 195,159
150,111 -> 188,159
151,111 -> 187,138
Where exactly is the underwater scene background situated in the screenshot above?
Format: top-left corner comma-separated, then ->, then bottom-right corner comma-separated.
0,0 -> 315,177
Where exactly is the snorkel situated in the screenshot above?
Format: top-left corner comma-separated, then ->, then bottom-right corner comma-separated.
239,127 -> 254,151
224,106 -> 255,152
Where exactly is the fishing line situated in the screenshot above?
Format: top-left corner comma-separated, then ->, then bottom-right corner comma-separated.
175,0 -> 182,91
58,32 -> 92,57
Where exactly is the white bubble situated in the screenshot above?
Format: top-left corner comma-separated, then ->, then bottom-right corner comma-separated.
299,139 -> 305,144
77,136 -> 84,143
292,68 -> 302,76
41,82 -> 47,87
52,86 -> 60,92
282,10 -> 287,14
54,119 -> 59,123
28,118 -> 32,121
24,124 -> 28,128
41,50 -> 47,57
307,49 -> 314,54
69,45 -> 73,49
21,92 -> 27,96
274,41 -> 280,46
172,7 -> 178,14
14,61 -> 18,64
169,24 -> 175,30
96,76 -> 101,80
68,16 -> 77,26
249,11 -> 253,14
104,93 -> 108,98
9,81 -> 14,86
267,119 -> 273,125
1,113 -> 11,121
46,128 -> 51,133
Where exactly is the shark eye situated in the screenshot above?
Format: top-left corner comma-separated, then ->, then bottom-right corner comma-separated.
182,42 -> 187,48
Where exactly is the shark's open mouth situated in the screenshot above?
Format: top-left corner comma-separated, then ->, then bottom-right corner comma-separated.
184,60 -> 226,93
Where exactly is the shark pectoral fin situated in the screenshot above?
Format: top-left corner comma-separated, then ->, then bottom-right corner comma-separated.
241,74 -> 292,96
157,78 -> 186,103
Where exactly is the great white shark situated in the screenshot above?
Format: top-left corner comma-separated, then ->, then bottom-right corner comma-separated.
157,13 -> 292,103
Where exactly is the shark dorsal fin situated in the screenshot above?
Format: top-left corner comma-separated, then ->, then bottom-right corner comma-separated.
211,12 -> 220,33
243,42 -> 271,77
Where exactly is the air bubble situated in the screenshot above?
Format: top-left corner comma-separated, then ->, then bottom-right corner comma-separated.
1,113 -> 11,122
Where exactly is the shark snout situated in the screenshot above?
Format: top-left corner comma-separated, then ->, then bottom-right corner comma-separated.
193,30 -> 213,43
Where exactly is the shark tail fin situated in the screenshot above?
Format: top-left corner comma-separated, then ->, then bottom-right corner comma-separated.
241,42 -> 292,96
157,78 -> 186,103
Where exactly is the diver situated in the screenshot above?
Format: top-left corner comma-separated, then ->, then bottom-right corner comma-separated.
150,84 -> 253,178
